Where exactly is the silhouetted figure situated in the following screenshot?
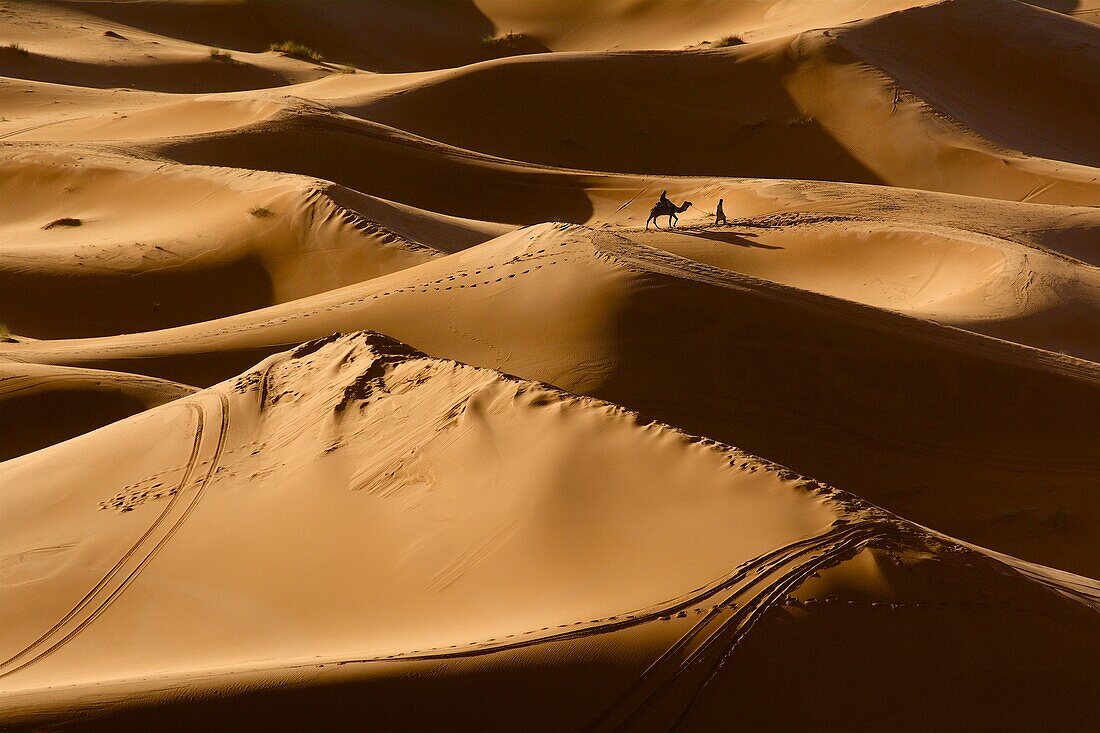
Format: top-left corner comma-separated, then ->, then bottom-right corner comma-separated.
715,198 -> 727,226
646,199 -> 693,229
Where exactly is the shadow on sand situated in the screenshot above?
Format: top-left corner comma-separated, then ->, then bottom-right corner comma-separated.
670,228 -> 783,250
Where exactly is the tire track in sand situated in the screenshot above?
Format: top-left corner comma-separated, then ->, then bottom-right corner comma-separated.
0,392 -> 230,680
589,523 -> 888,731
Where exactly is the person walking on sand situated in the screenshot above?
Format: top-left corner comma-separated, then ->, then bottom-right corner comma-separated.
715,198 -> 727,226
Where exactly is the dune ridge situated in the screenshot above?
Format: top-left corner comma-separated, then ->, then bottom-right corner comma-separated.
5,223 -> 1098,577
1,0 -> 1097,729
2,333 -> 1097,730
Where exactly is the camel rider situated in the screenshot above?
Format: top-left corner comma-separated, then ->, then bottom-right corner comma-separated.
657,190 -> 672,210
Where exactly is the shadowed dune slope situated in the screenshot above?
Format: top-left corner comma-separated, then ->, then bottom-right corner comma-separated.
0,150 -> 507,338
1,333 -> 1096,731
24,0 -> 921,73
35,0 -> 1100,65
1,1 -> 1098,728
330,2 -> 1100,204
28,0 -> 503,73
0,361 -> 195,461
148,113 -> 605,224
339,48 -> 887,182
836,0 -> 1100,168
0,2 -> 333,92
634,218 -> 1100,361
5,224 -> 1098,576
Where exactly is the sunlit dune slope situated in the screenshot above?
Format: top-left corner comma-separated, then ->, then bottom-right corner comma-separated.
635,216 -> 1100,362
2,332 -> 1096,731
5,224 -> 1097,576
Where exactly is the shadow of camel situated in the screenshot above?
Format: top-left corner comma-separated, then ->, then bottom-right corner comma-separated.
672,229 -> 784,250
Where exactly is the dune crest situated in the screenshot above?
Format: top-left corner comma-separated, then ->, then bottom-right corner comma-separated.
3,333 -> 1097,729
1,0 -> 1097,729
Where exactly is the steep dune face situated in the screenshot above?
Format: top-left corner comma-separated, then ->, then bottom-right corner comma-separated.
148,112 -> 607,224
2,333 -> 1096,730
7,225 -> 1097,576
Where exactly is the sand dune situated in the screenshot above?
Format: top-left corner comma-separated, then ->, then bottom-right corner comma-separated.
101,47 -> 1100,207
0,361 -> 195,461
835,0 -> 1100,168
0,148 -> 508,337
16,0 -> 924,74
637,217 -> 1100,361
1,0 -> 1097,729
0,1 -> 332,92
2,333 -> 1097,730
7,224 -> 1097,576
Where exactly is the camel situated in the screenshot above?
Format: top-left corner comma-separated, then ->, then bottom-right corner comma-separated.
646,199 -> 693,229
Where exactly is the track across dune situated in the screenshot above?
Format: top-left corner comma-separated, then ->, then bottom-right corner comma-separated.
1,0 -> 1098,729
0,392 -> 228,680
5,224 -> 1097,575
2,334 -> 1097,730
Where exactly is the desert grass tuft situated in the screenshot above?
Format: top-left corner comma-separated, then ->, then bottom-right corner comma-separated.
714,35 -> 744,48
208,48 -> 236,63
269,40 -> 323,62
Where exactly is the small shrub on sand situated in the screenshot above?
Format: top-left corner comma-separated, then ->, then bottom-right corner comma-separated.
714,35 -> 744,48
43,217 -> 82,229
208,47 -> 236,63
480,32 -> 546,58
269,40 -> 323,62
2,43 -> 29,55
481,32 -> 517,49
337,64 -> 356,74
249,206 -> 275,219
0,323 -> 11,342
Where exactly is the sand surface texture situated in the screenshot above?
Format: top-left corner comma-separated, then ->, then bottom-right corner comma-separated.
1,1 -> 1098,730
